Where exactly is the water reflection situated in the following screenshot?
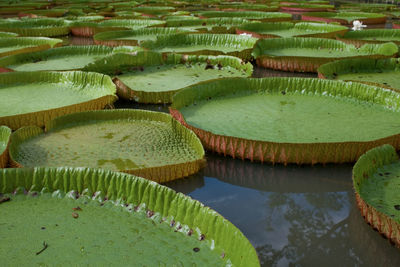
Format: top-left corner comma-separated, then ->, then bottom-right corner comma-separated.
166,154 -> 400,266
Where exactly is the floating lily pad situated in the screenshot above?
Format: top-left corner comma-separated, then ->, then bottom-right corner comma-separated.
216,3 -> 279,12
0,18 -> 70,37
142,33 -> 258,60
0,37 -> 62,58
93,28 -> 188,46
0,31 -> 18,37
0,167 -> 259,266
84,51 -> 253,103
236,21 -> 348,38
301,12 -> 387,25
69,19 -> 165,37
195,11 -> 292,22
133,6 -> 176,16
0,71 -> 117,130
280,3 -> 334,13
170,77 -> 400,164
337,29 -> 400,47
352,144 -> 400,247
252,37 -> 398,72
166,17 -> 252,33
318,58 -> 400,90
10,109 -> 205,182
0,45 -> 141,72
0,125 -> 11,168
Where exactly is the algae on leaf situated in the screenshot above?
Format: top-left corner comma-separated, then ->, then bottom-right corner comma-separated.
10,109 -> 205,183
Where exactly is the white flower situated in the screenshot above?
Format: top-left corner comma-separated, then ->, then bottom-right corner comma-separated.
239,33 -> 253,37
352,20 -> 367,31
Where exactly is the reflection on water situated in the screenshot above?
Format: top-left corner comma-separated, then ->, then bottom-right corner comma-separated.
166,154 -> 400,266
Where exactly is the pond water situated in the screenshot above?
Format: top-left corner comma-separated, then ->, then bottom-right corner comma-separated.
64,13 -> 400,265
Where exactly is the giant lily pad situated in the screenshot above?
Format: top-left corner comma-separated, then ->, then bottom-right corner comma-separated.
0,71 -> 117,130
10,109 -> 205,182
318,58 -> 400,91
0,45 -> 142,72
0,37 -> 62,58
252,37 -> 398,72
0,18 -> 70,37
301,12 -> 387,25
93,28 -> 187,46
236,21 -> 348,38
280,3 -> 334,13
195,11 -> 292,22
69,19 -> 165,37
216,3 -> 279,12
170,77 -> 400,164
84,51 -> 253,103
141,33 -> 258,60
337,29 -> 400,47
133,6 -> 176,16
352,144 -> 400,247
0,31 -> 18,37
166,17 -> 252,33
0,125 -> 11,168
0,167 -> 259,266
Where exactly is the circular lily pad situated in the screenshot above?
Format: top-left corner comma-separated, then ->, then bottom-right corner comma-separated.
141,33 -> 258,60
353,144 -> 400,246
337,29 -> 400,47
252,37 -> 398,72
0,37 -> 62,58
10,109 -> 205,182
84,51 -> 253,103
93,28 -> 187,46
280,3 -> 334,13
165,17 -> 252,34
0,31 -> 18,37
69,19 -> 166,37
0,71 -> 117,130
0,125 -> 11,168
236,21 -> 348,38
0,18 -> 70,37
0,167 -> 259,266
0,45 -> 141,72
216,3 -> 279,12
195,11 -> 292,22
170,77 -> 400,164
301,12 -> 387,25
318,58 -> 400,91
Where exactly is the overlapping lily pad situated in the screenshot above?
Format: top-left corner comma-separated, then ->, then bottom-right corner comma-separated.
0,18 -> 70,37
0,71 -> 117,130
69,19 -> 166,37
10,109 -> 205,182
0,167 -> 259,266
0,45 -> 142,72
93,28 -> 187,46
337,29 -> 400,47
141,33 -> 258,60
195,11 -> 292,22
170,77 -> 400,164
166,17 -> 252,33
0,37 -> 62,58
352,144 -> 400,247
252,37 -> 398,72
0,125 -> 11,168
318,58 -> 400,90
301,12 -> 387,25
84,51 -> 253,103
236,21 -> 348,38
